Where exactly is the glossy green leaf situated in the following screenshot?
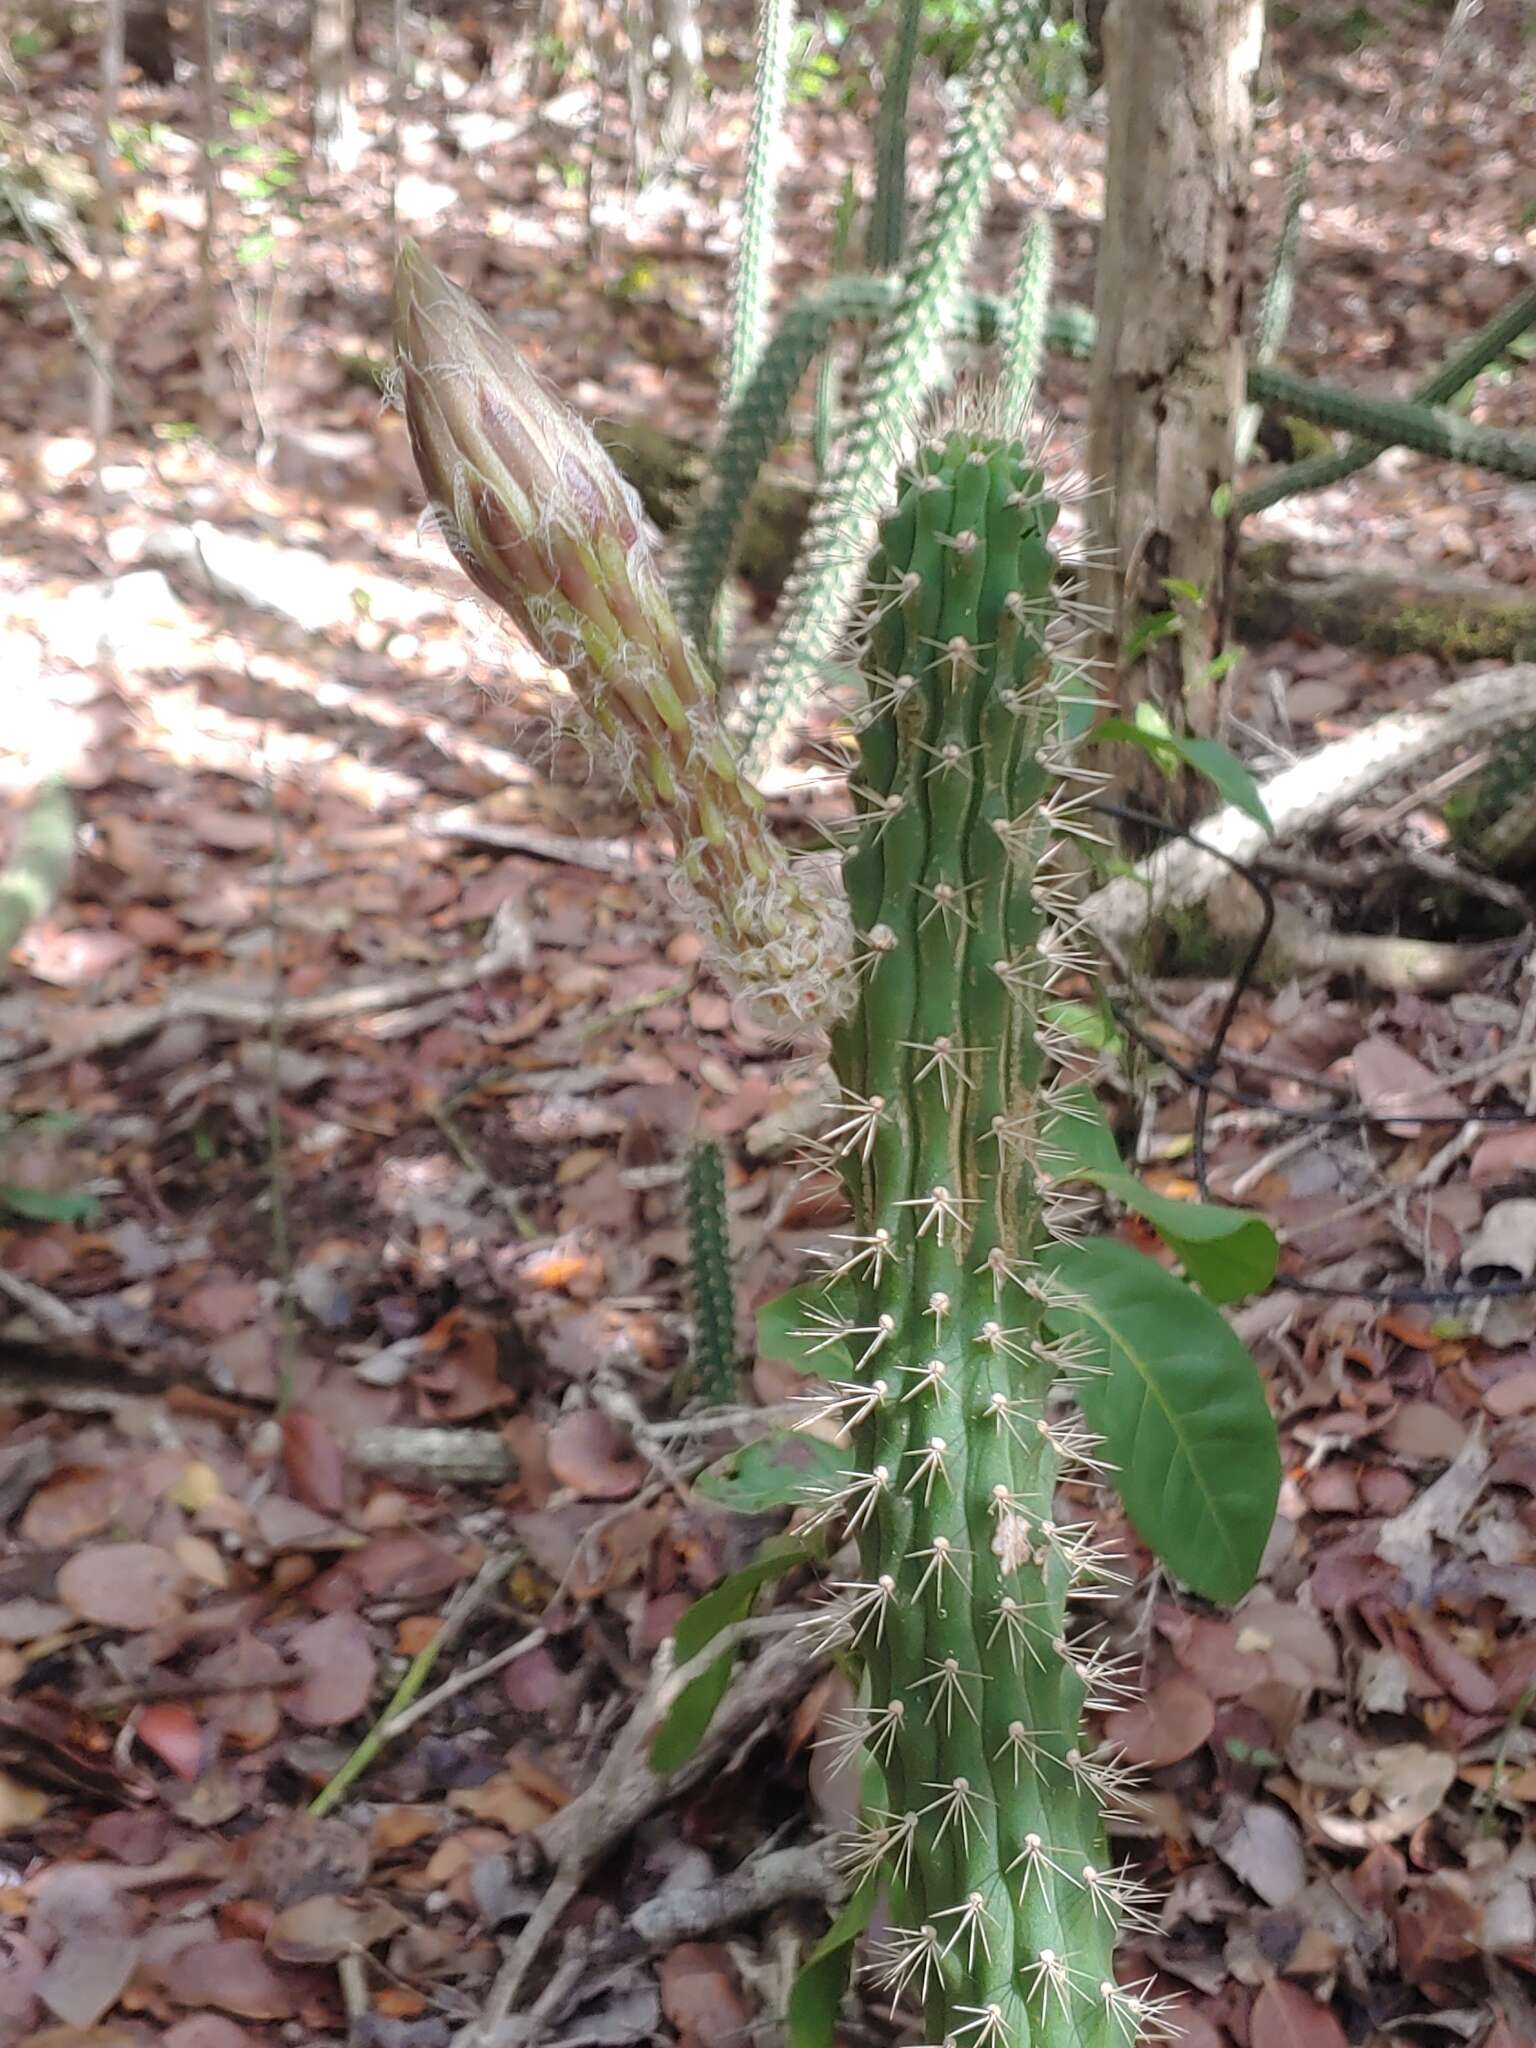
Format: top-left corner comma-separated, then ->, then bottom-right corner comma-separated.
651,1533 -> 818,1775
0,1182 -> 98,1225
755,1278 -> 856,1377
1043,1088 -> 1277,1304
1090,707 -> 1273,833
692,1431 -> 845,1512
1044,1237 -> 1281,1601
787,1879 -> 876,2048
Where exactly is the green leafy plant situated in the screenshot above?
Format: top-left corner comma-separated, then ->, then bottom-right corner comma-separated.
393,249 -> 1283,2048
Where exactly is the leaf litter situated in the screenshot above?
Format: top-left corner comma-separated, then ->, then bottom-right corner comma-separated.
1,2 -> 1535,2044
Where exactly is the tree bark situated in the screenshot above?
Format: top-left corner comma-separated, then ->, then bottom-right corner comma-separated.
1087,0 -> 1265,823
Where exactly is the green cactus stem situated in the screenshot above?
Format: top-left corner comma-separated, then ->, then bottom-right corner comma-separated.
1235,153 -> 1308,466
674,275 -> 1093,655
391,242 -> 849,1027
802,427 -> 1168,2048
1235,283 -> 1536,516
867,0 -> 925,273
998,213 -> 1056,429
733,0 -> 1054,781
684,1138 -> 740,1403
727,0 -> 796,412
1245,364 -> 1536,482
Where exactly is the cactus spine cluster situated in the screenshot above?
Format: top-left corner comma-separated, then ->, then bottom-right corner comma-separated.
392,251 -> 1170,2048
804,427 -> 1165,2048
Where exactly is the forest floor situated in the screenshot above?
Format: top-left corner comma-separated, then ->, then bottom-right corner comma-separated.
1,2 -> 1535,2044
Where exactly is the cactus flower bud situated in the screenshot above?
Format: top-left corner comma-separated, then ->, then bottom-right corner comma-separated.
393,242 -> 849,1026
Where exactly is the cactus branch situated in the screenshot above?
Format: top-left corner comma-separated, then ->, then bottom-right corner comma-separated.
1235,283 -> 1536,515
727,0 -> 796,410
676,274 -> 1092,663
733,0 -> 1054,782
1245,363 -> 1536,481
998,212 -> 1056,431
683,1138 -> 739,1403
867,0 -> 925,273
1235,152 -> 1308,466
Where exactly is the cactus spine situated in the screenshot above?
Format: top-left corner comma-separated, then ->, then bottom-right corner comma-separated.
806,427 -> 1163,2048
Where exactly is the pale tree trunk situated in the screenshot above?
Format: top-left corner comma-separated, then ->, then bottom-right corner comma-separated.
1088,0 -> 1265,825
310,0 -> 362,172
192,0 -> 224,431
92,0 -> 124,543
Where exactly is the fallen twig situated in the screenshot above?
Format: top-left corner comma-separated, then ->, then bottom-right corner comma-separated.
458,1620 -> 818,2048
309,1548 -> 524,1818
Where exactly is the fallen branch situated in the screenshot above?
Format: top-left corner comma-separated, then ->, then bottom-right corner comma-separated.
458,1621 -> 819,2048
1082,663 -> 1536,958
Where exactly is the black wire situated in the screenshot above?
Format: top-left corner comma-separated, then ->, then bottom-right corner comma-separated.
1090,801 -> 1536,1307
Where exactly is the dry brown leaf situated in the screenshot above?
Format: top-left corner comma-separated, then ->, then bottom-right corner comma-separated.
19,1468 -> 128,1549
657,1942 -> 752,2048
279,1411 -> 347,1517
158,1937 -> 296,2020
165,2017 -> 257,2048
546,1410 -> 646,1500
1105,1675 -> 1216,1767
284,1613 -> 375,1729
55,1544 -> 188,1632
36,1934 -> 142,2031
135,1704 -> 205,1782
1250,1978 -> 1348,2048
1313,1743 -> 1456,1847
265,1894 -> 403,1965
1461,1199 -> 1536,1280
1348,1036 -> 1463,1136
1212,1800 -> 1307,1906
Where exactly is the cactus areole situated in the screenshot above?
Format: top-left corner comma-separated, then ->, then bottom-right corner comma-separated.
394,250 -> 1173,2047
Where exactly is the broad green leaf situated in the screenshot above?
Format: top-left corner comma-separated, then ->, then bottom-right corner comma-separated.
1090,708 -> 1273,834
787,1879 -> 876,2048
1042,1088 -> 1278,1304
649,1647 -> 738,1775
1044,1237 -> 1280,1602
651,1533 -> 818,1774
0,1182 -> 98,1225
674,1532 -> 818,1664
756,1279 -> 856,1377
692,1431 -> 845,1512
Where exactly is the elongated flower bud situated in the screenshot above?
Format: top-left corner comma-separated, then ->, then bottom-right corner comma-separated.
392,243 -> 849,1026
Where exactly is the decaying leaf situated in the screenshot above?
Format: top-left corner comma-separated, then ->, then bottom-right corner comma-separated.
1313,1743 -> 1457,1847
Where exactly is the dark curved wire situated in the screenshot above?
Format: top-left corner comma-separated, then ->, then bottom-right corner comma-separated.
1090,801 -> 1536,1307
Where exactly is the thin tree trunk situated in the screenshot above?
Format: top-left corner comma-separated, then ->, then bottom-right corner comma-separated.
310,0 -> 361,171
191,0 -> 223,431
1087,0 -> 1265,824
92,0 -> 125,543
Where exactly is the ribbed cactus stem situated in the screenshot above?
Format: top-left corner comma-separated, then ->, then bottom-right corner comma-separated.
1235,282 -> 1536,516
392,244 -> 850,1026
998,213 -> 1055,430
734,0 -> 1052,781
807,430 -> 1168,2048
866,0 -> 924,272
684,1137 -> 739,1404
726,0 -> 796,409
